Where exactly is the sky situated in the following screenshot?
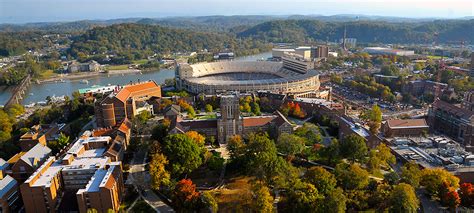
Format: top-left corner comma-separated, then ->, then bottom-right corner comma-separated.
0,0 -> 473,24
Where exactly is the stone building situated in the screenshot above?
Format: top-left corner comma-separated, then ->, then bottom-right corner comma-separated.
168,95 -> 293,143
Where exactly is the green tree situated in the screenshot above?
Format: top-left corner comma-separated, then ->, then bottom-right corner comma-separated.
149,153 -> 170,190
335,163 -> 370,190
340,134 -> 368,163
199,191 -> 218,213
276,133 -> 306,160
421,168 -> 460,197
400,161 -> 422,188
0,110 -> 13,143
245,133 -> 287,185
294,123 -> 322,145
319,138 -> 342,166
304,166 -> 337,195
321,187 -> 347,213
360,104 -> 383,134
380,64 -> 399,76
162,134 -> 203,176
227,135 -> 246,161
251,183 -> 274,213
205,104 -> 213,113
389,183 -> 419,213
287,182 -> 322,212
57,132 -> 70,147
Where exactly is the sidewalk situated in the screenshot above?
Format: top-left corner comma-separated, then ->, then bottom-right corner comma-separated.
129,148 -> 175,213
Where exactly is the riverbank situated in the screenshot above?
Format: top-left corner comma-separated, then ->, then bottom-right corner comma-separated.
38,69 -> 143,83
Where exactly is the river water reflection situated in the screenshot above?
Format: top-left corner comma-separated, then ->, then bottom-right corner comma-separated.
0,51 -> 272,105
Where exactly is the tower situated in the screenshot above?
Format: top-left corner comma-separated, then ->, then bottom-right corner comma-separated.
217,95 -> 243,143
342,26 -> 347,51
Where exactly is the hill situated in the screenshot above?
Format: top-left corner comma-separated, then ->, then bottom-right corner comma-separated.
69,23 -> 270,58
236,19 -> 474,44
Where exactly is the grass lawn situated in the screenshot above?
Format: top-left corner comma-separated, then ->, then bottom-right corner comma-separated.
38,69 -> 59,79
133,59 -> 149,65
106,64 -> 130,70
212,176 -> 254,212
196,114 -> 217,120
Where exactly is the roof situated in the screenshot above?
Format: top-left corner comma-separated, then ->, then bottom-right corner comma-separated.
117,118 -> 131,134
115,81 -> 160,102
0,158 -> 7,170
274,111 -> 292,127
7,152 -> 26,164
179,120 -> 217,129
0,175 -> 17,198
164,104 -> 180,115
243,116 -> 276,127
433,100 -> 474,120
386,119 -> 429,129
19,144 -> 51,167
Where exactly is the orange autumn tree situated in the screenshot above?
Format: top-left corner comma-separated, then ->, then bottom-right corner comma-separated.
280,102 -> 306,119
172,179 -> 201,211
440,181 -> 461,210
459,183 -> 474,207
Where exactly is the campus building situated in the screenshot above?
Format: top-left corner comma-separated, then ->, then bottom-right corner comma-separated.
6,143 -> 51,182
428,100 -> 474,151
168,95 -> 293,143
19,123 -> 66,152
382,119 -> 429,138
281,53 -> 314,74
311,46 -> 329,59
20,135 -> 124,213
95,81 -> 162,128
401,80 -> 448,97
0,159 -> 21,213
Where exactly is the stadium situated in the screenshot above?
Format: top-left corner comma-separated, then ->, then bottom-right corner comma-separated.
176,61 -> 320,94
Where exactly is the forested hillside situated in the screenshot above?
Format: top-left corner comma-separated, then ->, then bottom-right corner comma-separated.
236,19 -> 474,44
69,24 -> 271,58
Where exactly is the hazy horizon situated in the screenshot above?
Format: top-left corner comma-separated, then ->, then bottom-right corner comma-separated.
0,0 -> 473,24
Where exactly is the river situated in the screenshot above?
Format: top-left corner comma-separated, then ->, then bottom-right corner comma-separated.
0,52 -> 272,105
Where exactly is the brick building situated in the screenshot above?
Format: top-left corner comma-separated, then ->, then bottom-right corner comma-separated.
382,119 -> 429,138
0,159 -> 21,213
428,100 -> 474,151
19,123 -> 66,152
7,144 -> 51,182
20,135 -> 124,213
95,81 -> 161,128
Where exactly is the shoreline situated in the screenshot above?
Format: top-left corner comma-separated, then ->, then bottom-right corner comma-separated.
38,69 -> 144,83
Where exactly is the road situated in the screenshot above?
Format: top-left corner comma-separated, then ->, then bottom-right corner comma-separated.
128,147 -> 175,213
